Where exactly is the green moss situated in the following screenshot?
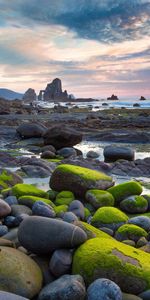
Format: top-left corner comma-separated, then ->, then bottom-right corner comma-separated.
91,207 -> 128,227
1,187 -> 12,197
55,190 -> 75,205
120,196 -> 148,213
18,195 -> 55,208
72,237 -> 150,290
85,189 -> 115,208
84,207 -> 91,220
0,170 -> 13,190
75,221 -> 113,240
56,164 -> 113,182
45,159 -> 62,163
54,204 -> 68,216
12,183 -> 49,199
116,224 -> 147,238
108,181 -> 143,203
47,189 -> 58,201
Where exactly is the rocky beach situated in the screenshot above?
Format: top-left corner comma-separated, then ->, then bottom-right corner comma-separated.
0,94 -> 150,299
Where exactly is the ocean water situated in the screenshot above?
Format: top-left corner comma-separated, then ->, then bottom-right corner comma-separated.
36,99 -> 150,111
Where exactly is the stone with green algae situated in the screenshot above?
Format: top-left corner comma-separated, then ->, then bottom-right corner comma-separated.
72,237 -> 150,294
120,196 -> 148,214
74,221 -> 113,240
18,195 -> 55,209
85,189 -> 115,209
12,183 -> 49,199
108,181 -> 142,204
0,169 -> 23,191
55,191 -> 75,206
50,164 -> 114,197
115,224 -> 148,242
54,204 -> 68,216
91,206 -> 128,230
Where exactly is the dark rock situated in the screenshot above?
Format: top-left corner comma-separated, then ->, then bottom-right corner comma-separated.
57,147 -> 77,158
16,123 -> 46,138
22,88 -> 36,102
18,216 -> 87,254
41,145 -> 56,153
49,249 -> 73,277
62,212 -> 78,223
139,96 -> 146,101
104,146 -> 135,162
107,94 -> 119,100
41,151 -> 56,159
139,290 -> 150,299
128,216 -> 150,232
87,278 -> 122,300
21,165 -> 50,178
38,274 -> 86,300
4,216 -> 16,228
86,151 -> 99,158
43,126 -> 82,149
43,78 -> 68,101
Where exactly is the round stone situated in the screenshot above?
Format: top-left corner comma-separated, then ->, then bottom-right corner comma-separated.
49,249 -> 73,277
87,278 -> 122,300
0,199 -> 11,218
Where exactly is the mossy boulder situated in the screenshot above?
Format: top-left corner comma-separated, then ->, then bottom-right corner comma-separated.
115,224 -> 148,242
18,195 -> 55,209
50,164 -> 114,197
0,246 -> 42,298
54,205 -> 68,216
108,181 -> 142,204
120,196 -> 148,213
72,237 -> 150,294
91,207 -> 128,230
74,221 -> 113,240
55,191 -> 75,206
12,184 -> 49,199
85,189 -> 115,209
0,169 -> 23,191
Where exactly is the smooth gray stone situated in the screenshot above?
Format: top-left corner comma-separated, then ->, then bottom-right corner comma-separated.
128,216 -> 150,232
0,291 -> 29,300
57,147 -> 77,158
49,249 -> 72,277
62,212 -> 78,223
69,200 -> 85,220
104,145 -> 135,162
38,274 -> 86,300
87,278 -> 122,300
18,216 -> 87,254
11,205 -> 32,217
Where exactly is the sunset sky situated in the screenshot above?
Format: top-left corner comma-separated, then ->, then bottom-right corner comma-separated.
0,0 -> 150,99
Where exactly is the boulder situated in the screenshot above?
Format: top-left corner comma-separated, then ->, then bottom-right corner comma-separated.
91,207 -> 128,230
50,164 -> 114,198
18,216 -> 87,254
43,126 -> 82,149
108,181 -> 142,204
12,183 -> 49,199
120,196 -> 148,214
16,123 -> 46,138
0,246 -> 42,298
85,189 -> 115,209
72,237 -> 150,294
115,224 -> 148,243
104,146 -> 135,162
38,274 -> 86,300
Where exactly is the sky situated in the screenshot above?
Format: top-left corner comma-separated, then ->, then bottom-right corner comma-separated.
0,0 -> 150,99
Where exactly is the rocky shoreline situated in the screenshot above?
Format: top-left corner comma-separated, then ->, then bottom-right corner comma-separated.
0,108 -> 150,299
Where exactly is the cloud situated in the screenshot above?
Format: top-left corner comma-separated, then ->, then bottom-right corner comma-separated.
0,0 -> 150,43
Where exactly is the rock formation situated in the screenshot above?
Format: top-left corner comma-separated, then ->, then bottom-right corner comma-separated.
107,94 -> 119,100
42,78 -> 68,101
23,88 -> 36,102
140,96 -> 146,101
